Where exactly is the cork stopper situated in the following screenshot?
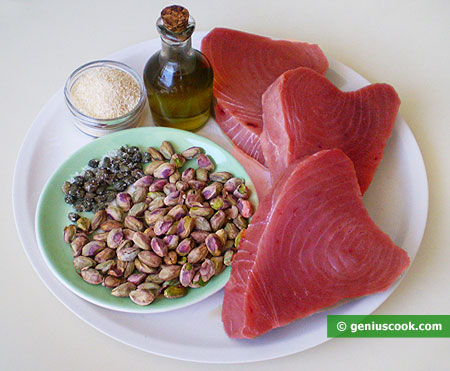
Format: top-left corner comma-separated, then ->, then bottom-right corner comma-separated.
161,5 -> 189,33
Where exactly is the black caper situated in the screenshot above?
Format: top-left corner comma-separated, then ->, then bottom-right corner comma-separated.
124,176 -> 134,186
74,188 -> 86,199
73,176 -> 85,186
94,202 -> 106,212
62,181 -> 71,194
81,200 -> 94,212
64,194 -> 75,204
73,203 -> 84,212
94,194 -> 107,203
141,152 -> 151,163
84,169 -> 95,179
88,159 -> 99,168
113,180 -> 127,192
68,212 -> 80,222
95,169 -> 107,180
105,191 -> 116,202
119,164 -> 130,172
102,157 -> 111,167
83,181 -> 98,193
131,169 -> 144,179
131,152 -> 142,163
85,192 -> 96,201
67,184 -> 79,196
95,184 -> 106,195
104,174 -> 115,185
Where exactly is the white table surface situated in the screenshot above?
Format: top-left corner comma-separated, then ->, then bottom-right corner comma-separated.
3,0 -> 449,369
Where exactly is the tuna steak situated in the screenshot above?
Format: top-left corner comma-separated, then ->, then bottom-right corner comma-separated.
202,28 -> 328,164
222,149 -> 410,339
261,67 -> 400,193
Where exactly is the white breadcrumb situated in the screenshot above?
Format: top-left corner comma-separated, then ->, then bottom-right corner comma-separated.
71,67 -> 140,119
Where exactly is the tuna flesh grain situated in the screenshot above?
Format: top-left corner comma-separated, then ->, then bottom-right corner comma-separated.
261,67 -> 401,193
202,28 -> 329,165
222,149 -> 410,339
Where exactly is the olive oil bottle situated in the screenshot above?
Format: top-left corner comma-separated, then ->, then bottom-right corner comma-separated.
143,6 -> 214,131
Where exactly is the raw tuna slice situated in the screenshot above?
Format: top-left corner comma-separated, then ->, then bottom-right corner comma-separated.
202,28 -> 328,164
222,149 -> 410,339
261,67 -> 400,193
231,146 -> 272,201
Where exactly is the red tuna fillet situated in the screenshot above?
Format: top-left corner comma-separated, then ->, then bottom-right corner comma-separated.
222,149 -> 410,339
202,28 -> 328,164
261,67 -> 400,193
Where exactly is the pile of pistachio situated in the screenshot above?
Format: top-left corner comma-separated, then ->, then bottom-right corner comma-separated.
63,141 -> 253,306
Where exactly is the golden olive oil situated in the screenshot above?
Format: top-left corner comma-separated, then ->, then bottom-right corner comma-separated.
144,6 -> 214,131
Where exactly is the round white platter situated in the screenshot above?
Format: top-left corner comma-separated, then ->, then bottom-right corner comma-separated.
13,32 -> 428,363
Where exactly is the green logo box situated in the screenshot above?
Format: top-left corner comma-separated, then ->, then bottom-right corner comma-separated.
327,315 -> 450,338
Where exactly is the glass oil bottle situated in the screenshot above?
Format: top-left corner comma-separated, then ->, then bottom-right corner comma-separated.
143,6 -> 214,131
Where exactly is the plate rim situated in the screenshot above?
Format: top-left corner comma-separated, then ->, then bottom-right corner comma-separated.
13,32 -> 429,363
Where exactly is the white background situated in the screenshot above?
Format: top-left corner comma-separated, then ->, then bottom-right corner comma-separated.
3,0 -> 449,370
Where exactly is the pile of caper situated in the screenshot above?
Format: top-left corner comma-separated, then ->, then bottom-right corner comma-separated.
62,146 -> 151,213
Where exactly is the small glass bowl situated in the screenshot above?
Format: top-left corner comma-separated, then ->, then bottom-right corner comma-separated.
64,60 -> 147,137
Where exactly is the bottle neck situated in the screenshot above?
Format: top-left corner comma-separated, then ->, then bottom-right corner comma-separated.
160,37 -> 193,59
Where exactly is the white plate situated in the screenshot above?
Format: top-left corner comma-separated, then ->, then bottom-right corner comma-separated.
13,32 -> 428,363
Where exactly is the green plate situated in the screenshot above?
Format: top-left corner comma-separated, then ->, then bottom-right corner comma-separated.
35,127 -> 257,313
